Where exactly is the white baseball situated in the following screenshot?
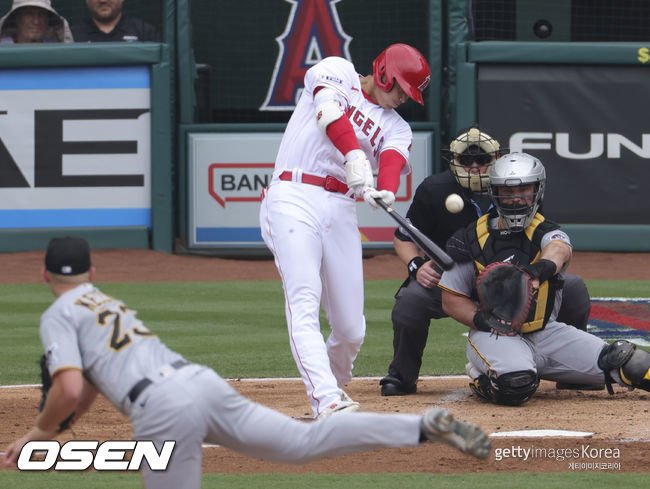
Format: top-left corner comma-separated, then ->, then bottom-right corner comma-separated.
445,193 -> 464,214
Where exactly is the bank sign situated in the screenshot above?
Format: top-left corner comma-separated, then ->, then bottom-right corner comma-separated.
187,132 -> 432,248
0,66 -> 151,229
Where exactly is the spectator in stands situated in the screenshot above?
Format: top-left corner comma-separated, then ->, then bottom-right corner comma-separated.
71,0 -> 160,42
0,0 -> 73,43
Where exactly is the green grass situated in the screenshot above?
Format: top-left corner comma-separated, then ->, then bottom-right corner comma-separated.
0,280 -> 470,384
584,280 -> 650,298
0,279 -> 648,385
0,471 -> 647,489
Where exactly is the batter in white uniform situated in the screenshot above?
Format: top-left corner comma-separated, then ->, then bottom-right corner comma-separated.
2,237 -> 493,486
260,44 -> 431,418
439,153 -> 650,405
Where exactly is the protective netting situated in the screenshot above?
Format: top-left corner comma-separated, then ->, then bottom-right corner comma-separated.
469,0 -> 650,42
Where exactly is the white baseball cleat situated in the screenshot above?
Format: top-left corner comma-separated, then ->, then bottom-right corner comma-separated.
316,392 -> 360,420
421,407 -> 491,459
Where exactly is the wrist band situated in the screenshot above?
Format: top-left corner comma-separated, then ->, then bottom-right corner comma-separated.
473,311 -> 492,332
524,258 -> 556,283
407,256 -> 426,279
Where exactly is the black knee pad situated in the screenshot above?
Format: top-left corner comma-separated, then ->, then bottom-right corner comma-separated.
598,340 -> 650,393
493,371 -> 540,406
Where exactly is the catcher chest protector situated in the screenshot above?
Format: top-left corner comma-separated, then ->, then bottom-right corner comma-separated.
598,340 -> 650,394
464,210 -> 561,333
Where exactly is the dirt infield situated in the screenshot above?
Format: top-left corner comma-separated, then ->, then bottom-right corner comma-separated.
1,379 -> 649,474
1,250 -> 649,475
1,249 -> 650,283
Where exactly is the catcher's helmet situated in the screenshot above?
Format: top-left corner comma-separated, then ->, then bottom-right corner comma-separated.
488,152 -> 546,232
447,127 -> 501,193
372,44 -> 430,106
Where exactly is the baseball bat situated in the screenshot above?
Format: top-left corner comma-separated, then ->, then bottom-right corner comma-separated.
374,198 -> 455,271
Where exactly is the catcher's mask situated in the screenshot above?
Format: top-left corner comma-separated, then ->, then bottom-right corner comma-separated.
372,43 -> 430,106
446,127 -> 501,194
488,152 -> 546,232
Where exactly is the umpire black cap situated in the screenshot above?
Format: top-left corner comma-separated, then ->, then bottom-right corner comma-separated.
45,236 -> 91,275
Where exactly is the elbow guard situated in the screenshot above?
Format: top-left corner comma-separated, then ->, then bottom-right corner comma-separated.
314,89 -> 345,134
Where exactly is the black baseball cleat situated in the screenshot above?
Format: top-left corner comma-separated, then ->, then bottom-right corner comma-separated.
469,375 -> 494,401
379,375 -> 417,396
556,382 -> 605,391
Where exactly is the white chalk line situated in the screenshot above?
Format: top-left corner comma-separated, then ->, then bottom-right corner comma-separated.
490,429 -> 594,438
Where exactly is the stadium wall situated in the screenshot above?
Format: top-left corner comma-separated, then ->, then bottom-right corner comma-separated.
0,1 -> 648,253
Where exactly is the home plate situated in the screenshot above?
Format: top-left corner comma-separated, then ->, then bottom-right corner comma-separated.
490,429 -> 593,438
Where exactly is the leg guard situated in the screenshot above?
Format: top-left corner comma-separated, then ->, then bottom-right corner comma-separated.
469,371 -> 539,406
598,340 -> 650,394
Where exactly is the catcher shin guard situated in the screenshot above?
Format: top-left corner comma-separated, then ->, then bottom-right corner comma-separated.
470,371 -> 539,406
598,340 -> 650,394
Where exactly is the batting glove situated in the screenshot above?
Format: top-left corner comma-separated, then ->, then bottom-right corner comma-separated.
345,149 -> 374,197
363,188 -> 395,209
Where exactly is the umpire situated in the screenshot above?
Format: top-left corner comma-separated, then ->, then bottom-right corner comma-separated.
379,126 -> 594,396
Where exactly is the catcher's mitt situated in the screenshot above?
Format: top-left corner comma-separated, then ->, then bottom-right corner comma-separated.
475,262 -> 534,335
39,354 -> 74,432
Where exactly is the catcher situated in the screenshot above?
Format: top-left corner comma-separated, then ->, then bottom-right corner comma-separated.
439,152 -> 650,405
380,126 -> 595,397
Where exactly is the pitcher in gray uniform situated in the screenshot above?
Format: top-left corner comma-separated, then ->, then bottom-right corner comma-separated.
3,236 -> 491,488
439,153 -> 650,405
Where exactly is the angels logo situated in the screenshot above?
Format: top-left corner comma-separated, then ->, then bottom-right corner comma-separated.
260,0 -> 352,111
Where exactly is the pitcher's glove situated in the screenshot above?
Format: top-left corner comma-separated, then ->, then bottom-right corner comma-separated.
39,354 -> 74,432
474,262 -> 534,335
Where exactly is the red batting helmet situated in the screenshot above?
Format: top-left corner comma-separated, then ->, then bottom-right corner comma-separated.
372,44 -> 431,106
